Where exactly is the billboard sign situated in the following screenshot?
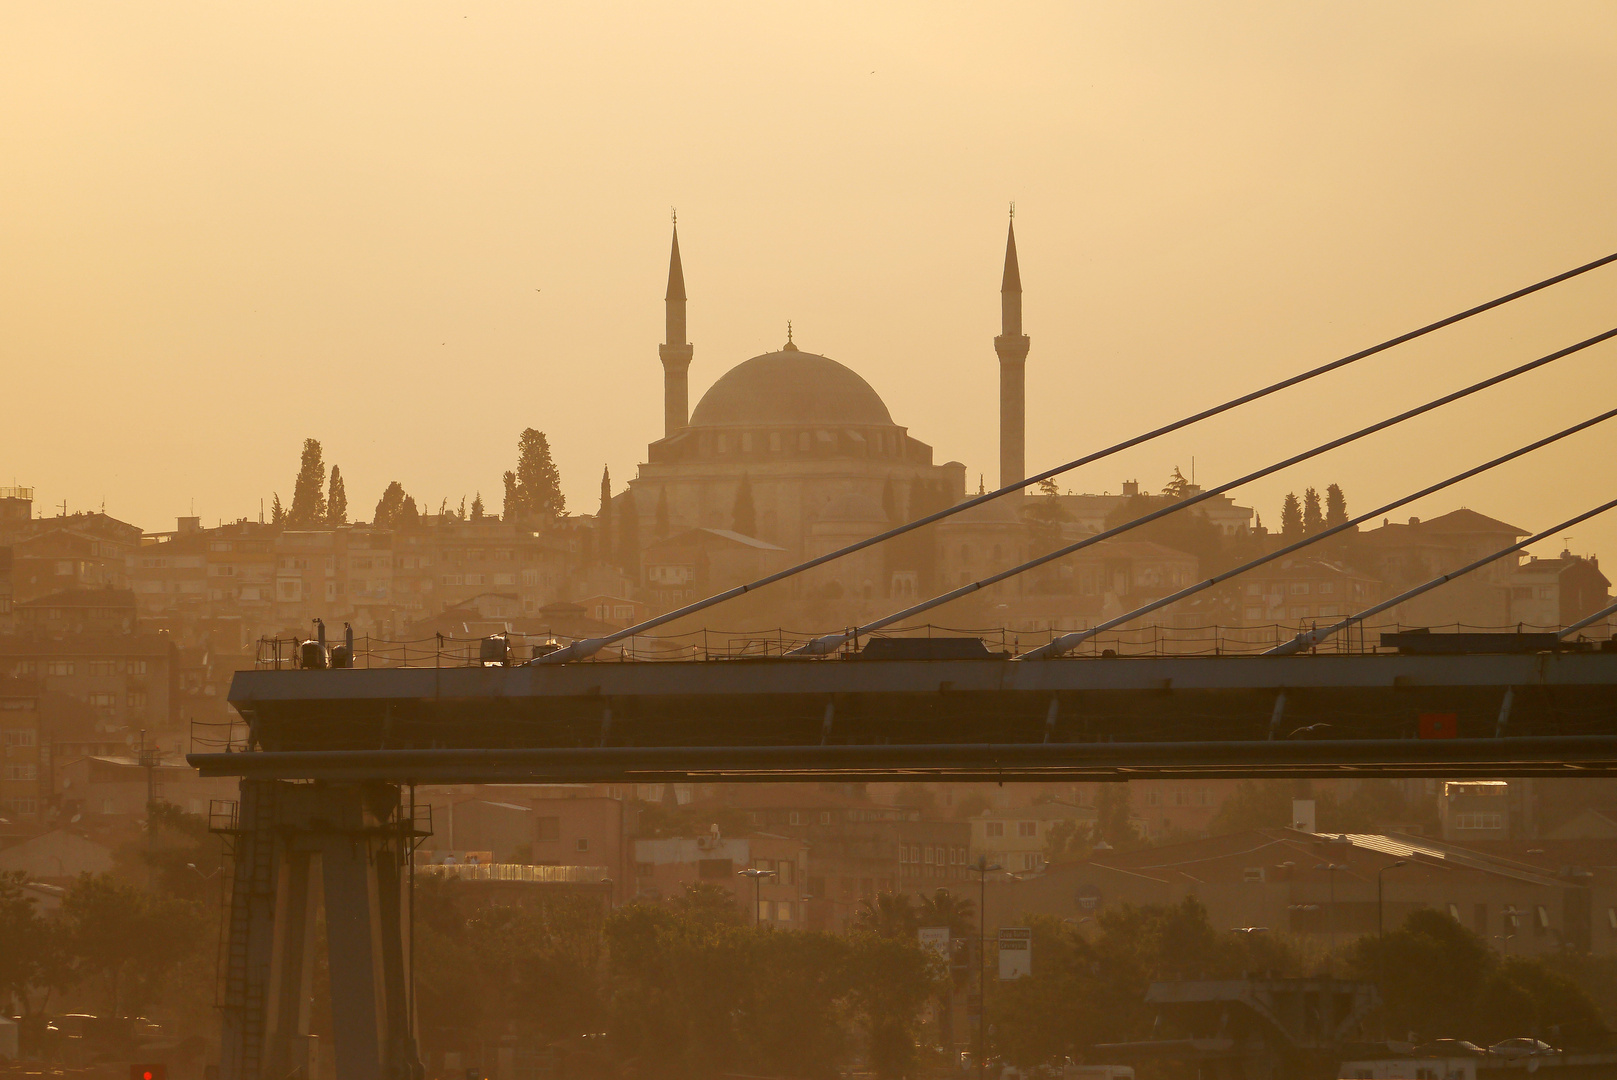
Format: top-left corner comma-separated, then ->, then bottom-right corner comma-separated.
998,927 -> 1031,980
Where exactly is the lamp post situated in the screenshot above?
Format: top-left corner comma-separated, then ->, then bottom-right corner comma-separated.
972,855 -> 1001,1080
737,867 -> 776,927
1315,863 -> 1346,954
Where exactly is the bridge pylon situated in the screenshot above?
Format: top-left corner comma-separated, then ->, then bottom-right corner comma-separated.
215,779 -> 424,1080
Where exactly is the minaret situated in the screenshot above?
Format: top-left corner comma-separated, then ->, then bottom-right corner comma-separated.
995,211 -> 1030,491
659,218 -> 694,438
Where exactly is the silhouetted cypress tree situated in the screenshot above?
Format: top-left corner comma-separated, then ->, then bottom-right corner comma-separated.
1303,487 -> 1323,535
327,466 -> 348,525
1325,484 -> 1348,528
1281,492 -> 1303,538
288,438 -> 326,526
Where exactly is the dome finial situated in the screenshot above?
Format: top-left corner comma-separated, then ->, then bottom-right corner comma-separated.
782,320 -> 798,351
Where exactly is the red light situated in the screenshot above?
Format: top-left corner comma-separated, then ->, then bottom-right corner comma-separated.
144,1073 -> 154,1080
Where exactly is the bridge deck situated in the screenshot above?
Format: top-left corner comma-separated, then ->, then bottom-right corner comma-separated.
189,651 -> 1617,781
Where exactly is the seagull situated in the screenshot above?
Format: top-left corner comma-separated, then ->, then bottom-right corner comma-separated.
1287,723 -> 1332,739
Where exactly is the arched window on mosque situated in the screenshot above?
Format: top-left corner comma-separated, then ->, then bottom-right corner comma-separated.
769,431 -> 782,452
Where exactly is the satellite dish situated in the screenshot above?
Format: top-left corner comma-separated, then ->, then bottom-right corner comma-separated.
71,814 -> 82,823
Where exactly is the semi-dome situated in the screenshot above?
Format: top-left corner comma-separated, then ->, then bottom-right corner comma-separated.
689,350 -> 895,428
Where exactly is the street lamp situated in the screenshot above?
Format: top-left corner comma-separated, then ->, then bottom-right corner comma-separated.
737,867 -> 776,927
1315,863 -> 1347,954
972,855 -> 1001,1080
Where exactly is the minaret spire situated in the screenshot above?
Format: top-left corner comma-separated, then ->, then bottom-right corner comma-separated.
659,215 -> 693,437
995,208 -> 1030,491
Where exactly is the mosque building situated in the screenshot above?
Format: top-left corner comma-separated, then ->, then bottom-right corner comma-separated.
622,218 -> 1031,606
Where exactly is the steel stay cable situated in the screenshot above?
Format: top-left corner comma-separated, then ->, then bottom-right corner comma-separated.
534,251 -> 1617,664
791,326 -> 1617,655
1021,405 -> 1617,659
1267,497 -> 1617,654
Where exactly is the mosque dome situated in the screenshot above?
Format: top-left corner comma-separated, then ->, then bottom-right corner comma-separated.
689,350 -> 895,429
816,491 -> 889,525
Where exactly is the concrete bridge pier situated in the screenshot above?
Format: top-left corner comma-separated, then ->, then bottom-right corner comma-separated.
217,779 -> 422,1080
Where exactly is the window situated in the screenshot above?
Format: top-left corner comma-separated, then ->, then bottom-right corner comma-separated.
636,862 -> 654,878
1017,821 -> 1037,837
788,811 -> 801,825
4,764 -> 38,780
126,691 -> 147,709
1537,905 -> 1550,929
758,899 -> 771,921
777,860 -> 795,886
1455,812 -> 1505,830
1144,790 -> 1162,807
88,693 -> 116,708
819,811 -> 831,825
1243,867 -> 1266,883
985,821 -> 1004,838
1607,908 -> 1616,931
88,660 -> 118,676
3,729 -> 37,747
45,661 -> 75,677
575,838 -> 589,852
128,660 -> 147,675
536,816 -> 560,841
1020,853 -> 1039,871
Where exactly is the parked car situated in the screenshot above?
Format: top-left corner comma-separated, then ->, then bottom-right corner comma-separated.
1489,1038 -> 1558,1058
1411,1039 -> 1486,1058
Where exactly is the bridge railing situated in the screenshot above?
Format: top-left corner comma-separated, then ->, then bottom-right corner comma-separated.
249,618 -> 1609,670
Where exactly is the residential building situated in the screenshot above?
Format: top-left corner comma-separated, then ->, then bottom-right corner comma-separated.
980,829 -> 1617,956
0,632 -> 178,734
1506,549 -> 1611,631
970,802 -> 1096,873
55,754 -> 237,819
641,528 -> 789,612
0,676 -> 43,823
633,832 -> 809,925
1440,780 -> 1514,842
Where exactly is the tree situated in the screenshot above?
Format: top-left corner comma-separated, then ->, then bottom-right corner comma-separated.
61,873 -> 200,1017
513,428 -> 564,519
457,495 -> 467,520
852,892 -> 917,940
617,490 -> 641,577
731,473 -> 757,537
502,469 -> 519,521
1281,492 -> 1303,538
0,871 -> 69,1025
1325,483 -> 1348,528
270,492 -> 285,525
287,438 -> 326,526
597,467 -> 614,562
1303,487 -> 1323,535
373,481 -> 408,528
327,465 -> 348,525
398,496 -> 420,529
470,492 -> 485,521
655,487 -> 671,539
1162,466 -> 1191,499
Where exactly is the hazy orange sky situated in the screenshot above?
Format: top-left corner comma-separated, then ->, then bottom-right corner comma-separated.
5,3 -> 1616,564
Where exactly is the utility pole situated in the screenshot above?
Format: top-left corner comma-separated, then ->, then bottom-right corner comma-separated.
972,855 -> 1001,1079
138,729 -> 159,848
